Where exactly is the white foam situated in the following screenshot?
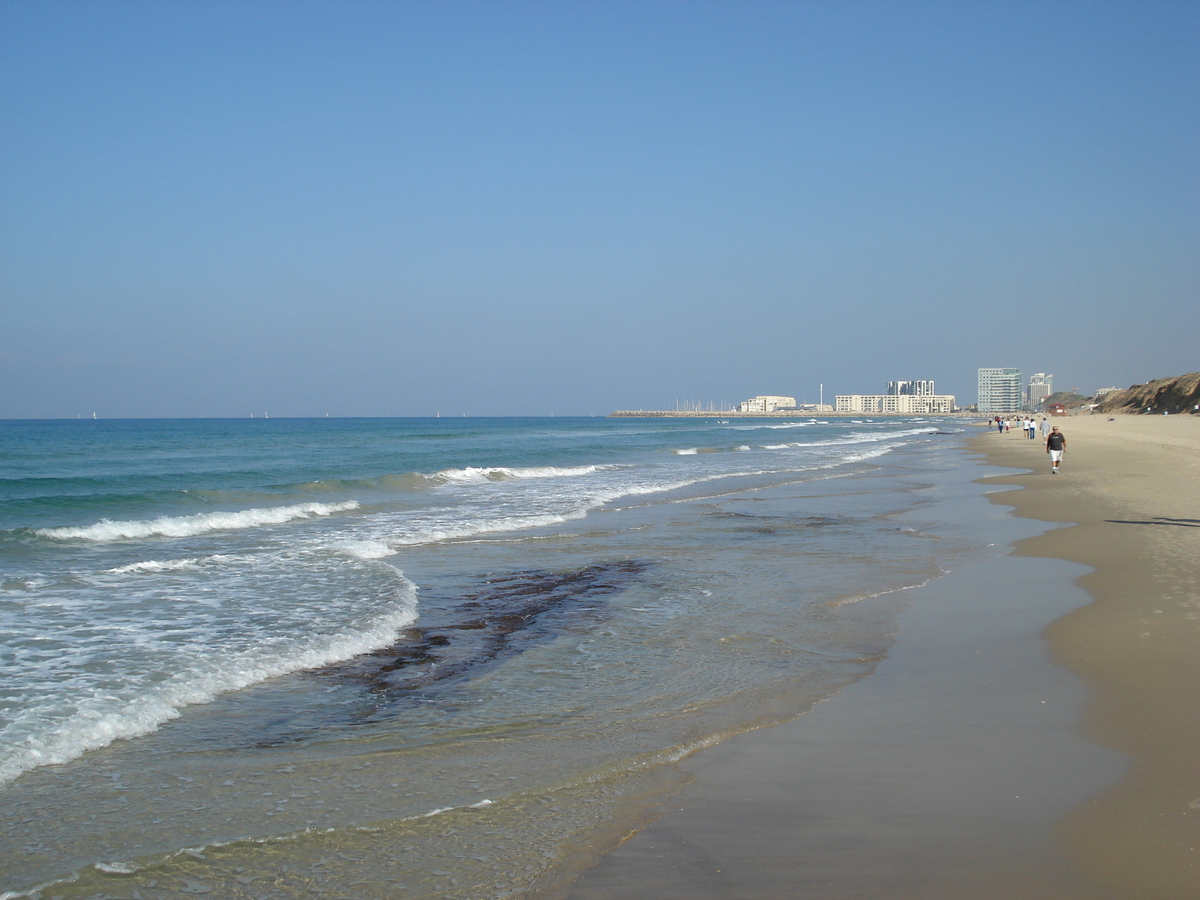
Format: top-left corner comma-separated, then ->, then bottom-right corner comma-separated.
0,571 -> 418,785
93,860 -> 140,874
761,426 -> 935,452
432,465 -> 600,485
388,511 -> 584,546
730,421 -> 816,430
507,465 -> 603,479
387,428 -> 933,549
36,501 -> 360,542
106,558 -> 202,574
335,540 -> 395,560
379,471 -> 727,548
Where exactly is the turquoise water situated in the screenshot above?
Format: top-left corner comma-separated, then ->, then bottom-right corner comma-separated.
0,416 -> 984,898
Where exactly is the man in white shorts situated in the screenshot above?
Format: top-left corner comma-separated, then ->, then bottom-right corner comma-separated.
1045,425 -> 1066,474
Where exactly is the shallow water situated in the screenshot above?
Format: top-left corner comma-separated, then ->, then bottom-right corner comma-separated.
0,417 -> 990,898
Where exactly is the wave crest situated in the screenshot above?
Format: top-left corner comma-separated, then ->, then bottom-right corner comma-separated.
106,558 -> 202,574
36,501 -> 360,542
430,465 -> 600,485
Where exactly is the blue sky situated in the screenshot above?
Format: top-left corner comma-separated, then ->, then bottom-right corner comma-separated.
2,1 -> 1196,417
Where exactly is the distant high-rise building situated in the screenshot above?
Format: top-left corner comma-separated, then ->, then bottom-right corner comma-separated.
978,368 -> 1022,413
886,380 -> 936,396
1025,373 -> 1053,410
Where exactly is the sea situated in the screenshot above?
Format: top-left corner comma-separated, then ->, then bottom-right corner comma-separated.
0,416 -> 996,898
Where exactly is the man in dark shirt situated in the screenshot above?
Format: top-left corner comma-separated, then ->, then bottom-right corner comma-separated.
1045,426 -> 1066,474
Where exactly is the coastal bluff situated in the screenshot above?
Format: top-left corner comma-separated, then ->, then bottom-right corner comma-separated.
1095,372 -> 1200,415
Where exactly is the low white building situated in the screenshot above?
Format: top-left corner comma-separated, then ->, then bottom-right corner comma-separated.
736,395 -> 796,413
835,394 -> 956,414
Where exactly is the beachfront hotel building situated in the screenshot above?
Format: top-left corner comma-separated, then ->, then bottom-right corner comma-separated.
736,395 -> 796,413
977,368 -> 1022,413
835,393 -> 955,414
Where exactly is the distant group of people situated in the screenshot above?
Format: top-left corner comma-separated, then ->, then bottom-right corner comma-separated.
991,415 -> 1066,474
992,415 -> 1050,439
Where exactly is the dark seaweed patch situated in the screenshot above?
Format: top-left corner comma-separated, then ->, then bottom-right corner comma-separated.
708,510 -> 847,534
314,559 -> 652,708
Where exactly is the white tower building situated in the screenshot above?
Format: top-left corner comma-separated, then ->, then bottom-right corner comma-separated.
978,368 -> 1022,413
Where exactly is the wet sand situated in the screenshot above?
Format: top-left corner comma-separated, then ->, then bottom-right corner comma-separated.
550,416 -> 1200,899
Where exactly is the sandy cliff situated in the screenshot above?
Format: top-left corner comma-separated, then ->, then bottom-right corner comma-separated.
1094,372 -> 1200,415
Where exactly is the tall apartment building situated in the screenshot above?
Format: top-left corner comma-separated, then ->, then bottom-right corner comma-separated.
1025,373 -> 1053,410
978,368 -> 1022,413
887,380 -> 936,396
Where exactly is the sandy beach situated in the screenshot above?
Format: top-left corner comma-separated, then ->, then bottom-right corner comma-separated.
976,415 -> 1200,898
550,414 -> 1200,899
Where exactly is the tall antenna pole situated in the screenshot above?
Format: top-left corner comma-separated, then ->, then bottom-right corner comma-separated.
820,383 -> 824,407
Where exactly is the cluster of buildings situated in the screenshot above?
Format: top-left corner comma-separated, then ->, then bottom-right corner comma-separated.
734,395 -> 837,413
977,369 -> 1054,413
728,371 -> 1062,417
835,380 -> 956,414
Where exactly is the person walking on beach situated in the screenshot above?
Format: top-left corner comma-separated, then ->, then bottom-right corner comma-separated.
1040,416 -> 1051,438
1045,425 -> 1066,474
1026,417 -> 1037,440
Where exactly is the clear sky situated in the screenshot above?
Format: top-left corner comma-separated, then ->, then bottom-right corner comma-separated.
2,0 -> 1196,417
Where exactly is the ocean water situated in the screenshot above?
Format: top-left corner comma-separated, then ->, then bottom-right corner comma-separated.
0,416 -> 988,898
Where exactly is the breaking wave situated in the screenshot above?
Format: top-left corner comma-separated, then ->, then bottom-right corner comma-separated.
35,501 -> 360,542
106,557 -> 203,575
430,465 -> 603,485
0,571 -> 418,785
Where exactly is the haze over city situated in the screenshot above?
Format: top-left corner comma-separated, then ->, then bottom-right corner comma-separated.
2,1 -> 1196,418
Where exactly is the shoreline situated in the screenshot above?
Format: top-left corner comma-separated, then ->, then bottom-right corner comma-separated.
972,415 -> 1200,898
607,410 -> 979,418
551,417 -> 1200,898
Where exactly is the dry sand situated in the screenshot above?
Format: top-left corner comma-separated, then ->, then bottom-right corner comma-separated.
549,415 -> 1200,899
